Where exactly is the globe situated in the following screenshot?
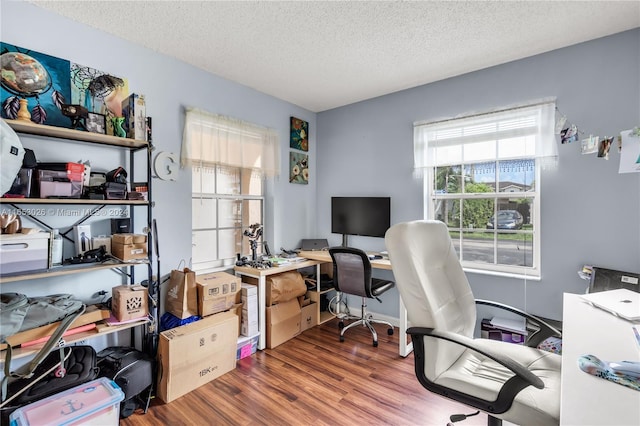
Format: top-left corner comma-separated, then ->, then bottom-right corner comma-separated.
1,51 -> 52,97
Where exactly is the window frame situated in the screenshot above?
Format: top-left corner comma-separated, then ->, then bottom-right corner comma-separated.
416,101 -> 556,279
424,160 -> 541,279
191,164 -> 264,273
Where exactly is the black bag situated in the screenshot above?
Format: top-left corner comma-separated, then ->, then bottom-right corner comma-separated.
97,346 -> 154,418
1,345 -> 99,422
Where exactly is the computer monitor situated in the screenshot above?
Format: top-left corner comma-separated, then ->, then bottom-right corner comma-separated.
331,196 -> 390,246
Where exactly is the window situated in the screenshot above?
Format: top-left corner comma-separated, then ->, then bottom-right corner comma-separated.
414,100 -> 557,278
182,108 -> 279,271
191,165 -> 263,271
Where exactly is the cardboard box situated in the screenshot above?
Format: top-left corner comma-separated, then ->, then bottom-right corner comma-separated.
111,285 -> 149,322
0,232 -> 49,275
230,303 -> 242,337
242,294 -> 258,311
300,302 -> 318,332
112,233 -> 147,245
9,377 -> 123,426
241,309 -> 259,337
241,283 -> 257,297
266,298 -> 301,349
112,242 -> 147,261
92,236 -> 112,254
156,311 -> 238,403
196,272 -> 241,317
1,305 -> 109,350
242,273 -> 306,306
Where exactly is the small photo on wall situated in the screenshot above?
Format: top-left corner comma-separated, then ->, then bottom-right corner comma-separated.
290,151 -> 309,184
86,112 -> 106,134
290,116 -> 309,151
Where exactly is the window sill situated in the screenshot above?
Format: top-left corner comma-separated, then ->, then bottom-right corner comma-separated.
463,267 -> 541,281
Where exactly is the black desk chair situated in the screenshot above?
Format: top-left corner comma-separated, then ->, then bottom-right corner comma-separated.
328,247 -> 395,347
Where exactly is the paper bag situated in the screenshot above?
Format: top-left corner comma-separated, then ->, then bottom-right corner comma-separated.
166,267 -> 198,319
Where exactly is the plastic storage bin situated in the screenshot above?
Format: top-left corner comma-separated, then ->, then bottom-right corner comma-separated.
0,232 -> 50,275
9,377 -> 124,426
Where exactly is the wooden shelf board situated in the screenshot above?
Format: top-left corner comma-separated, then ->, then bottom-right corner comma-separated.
6,119 -> 148,149
1,319 -> 148,362
0,260 -> 149,284
319,311 -> 335,324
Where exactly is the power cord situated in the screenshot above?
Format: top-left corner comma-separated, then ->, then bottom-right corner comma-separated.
447,411 -> 480,425
329,292 -> 351,319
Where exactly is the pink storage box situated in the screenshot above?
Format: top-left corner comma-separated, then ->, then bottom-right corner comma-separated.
9,377 -> 124,426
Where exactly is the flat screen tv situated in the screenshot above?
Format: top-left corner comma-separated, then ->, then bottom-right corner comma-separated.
331,197 -> 391,246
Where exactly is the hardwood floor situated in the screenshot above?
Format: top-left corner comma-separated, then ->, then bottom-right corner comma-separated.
121,318 -> 489,426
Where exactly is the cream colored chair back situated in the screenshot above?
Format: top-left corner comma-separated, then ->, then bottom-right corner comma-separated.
385,220 -> 476,377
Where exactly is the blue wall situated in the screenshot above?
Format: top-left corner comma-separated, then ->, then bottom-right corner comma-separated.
1,0 -> 318,301
317,29 -> 640,320
3,1 -> 638,321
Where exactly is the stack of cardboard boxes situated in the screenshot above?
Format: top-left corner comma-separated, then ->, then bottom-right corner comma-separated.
237,283 -> 259,360
156,271 -> 247,403
111,233 -> 147,261
255,271 -> 318,349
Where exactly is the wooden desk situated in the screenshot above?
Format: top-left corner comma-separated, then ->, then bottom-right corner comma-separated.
560,293 -> 640,425
234,259 -> 323,350
298,251 -> 413,357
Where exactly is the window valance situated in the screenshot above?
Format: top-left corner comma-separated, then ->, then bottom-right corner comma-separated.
414,100 -> 557,172
181,107 -> 280,178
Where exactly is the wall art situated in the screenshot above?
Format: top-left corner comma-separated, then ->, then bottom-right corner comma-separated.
70,63 -> 129,136
289,151 -> 309,184
290,116 -> 308,151
1,42 -> 71,127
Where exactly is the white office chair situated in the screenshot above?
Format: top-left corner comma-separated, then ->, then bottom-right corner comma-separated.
385,220 -> 562,426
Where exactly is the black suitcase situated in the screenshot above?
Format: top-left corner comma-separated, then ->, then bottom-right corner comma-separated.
97,346 -> 154,418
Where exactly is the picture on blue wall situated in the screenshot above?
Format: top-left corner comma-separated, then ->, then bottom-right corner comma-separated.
0,42 -> 70,127
70,63 -> 129,136
290,151 -> 309,184
290,116 -> 308,151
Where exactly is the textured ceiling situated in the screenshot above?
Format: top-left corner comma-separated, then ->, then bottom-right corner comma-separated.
28,1 -> 640,112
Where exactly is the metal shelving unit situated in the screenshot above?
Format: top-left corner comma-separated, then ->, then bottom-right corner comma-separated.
1,119 -> 158,357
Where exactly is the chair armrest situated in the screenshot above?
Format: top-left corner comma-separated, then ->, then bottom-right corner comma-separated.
475,299 -> 562,347
407,327 -> 544,389
406,326 -> 545,414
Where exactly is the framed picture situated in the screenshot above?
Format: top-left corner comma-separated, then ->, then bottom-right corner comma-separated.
289,151 -> 309,184
290,117 -> 309,151
86,112 -> 106,134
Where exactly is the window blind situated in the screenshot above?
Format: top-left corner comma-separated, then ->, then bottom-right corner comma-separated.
414,101 -> 557,171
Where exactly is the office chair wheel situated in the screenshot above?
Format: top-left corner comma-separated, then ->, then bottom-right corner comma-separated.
373,340 -> 378,347
338,321 -> 344,329
387,328 -> 394,335
340,335 -> 345,342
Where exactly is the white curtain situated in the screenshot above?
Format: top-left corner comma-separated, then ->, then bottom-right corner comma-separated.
414,100 -> 557,175
181,107 -> 280,178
